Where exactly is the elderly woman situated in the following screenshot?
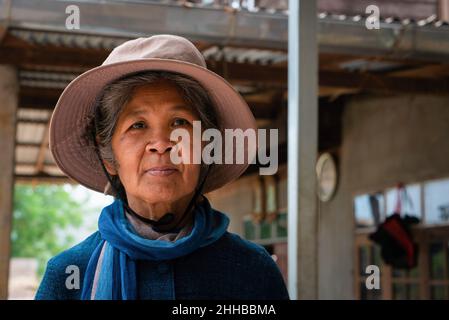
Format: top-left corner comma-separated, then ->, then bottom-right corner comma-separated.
35,35 -> 289,300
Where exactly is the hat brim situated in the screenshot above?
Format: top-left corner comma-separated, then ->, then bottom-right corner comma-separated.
49,58 -> 258,195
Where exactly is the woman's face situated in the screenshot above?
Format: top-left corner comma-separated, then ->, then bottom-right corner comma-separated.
105,80 -> 201,207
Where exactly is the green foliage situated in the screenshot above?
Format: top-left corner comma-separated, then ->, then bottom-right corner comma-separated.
11,184 -> 85,275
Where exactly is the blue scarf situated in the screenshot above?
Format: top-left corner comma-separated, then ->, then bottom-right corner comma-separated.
81,197 -> 229,300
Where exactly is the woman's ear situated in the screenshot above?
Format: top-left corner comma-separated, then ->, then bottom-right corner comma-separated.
95,134 -> 118,176
103,160 -> 117,176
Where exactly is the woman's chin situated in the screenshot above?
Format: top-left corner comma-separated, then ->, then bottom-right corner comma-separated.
137,186 -> 179,203
142,174 -> 180,188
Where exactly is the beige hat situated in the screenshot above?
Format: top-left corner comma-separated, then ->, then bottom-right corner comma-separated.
49,34 -> 257,195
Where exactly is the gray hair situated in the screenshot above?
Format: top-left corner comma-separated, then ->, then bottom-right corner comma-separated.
88,70 -> 219,198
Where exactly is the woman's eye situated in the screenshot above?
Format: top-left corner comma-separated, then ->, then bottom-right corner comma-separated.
130,121 -> 146,130
172,118 -> 189,126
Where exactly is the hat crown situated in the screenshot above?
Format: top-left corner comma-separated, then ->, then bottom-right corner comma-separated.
102,34 -> 207,68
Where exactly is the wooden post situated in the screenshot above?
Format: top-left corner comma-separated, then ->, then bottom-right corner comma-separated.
0,65 -> 18,299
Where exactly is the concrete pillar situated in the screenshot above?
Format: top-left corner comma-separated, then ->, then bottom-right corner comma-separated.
0,65 -> 18,299
439,0 -> 449,22
288,0 -> 319,299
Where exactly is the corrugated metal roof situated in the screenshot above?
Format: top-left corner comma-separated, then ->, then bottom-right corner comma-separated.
17,109 -> 51,121
15,146 -> 40,164
9,29 -> 127,50
8,11 -> 449,49
202,46 -> 287,65
14,118 -> 63,178
5,7 -> 449,68
16,123 -> 46,144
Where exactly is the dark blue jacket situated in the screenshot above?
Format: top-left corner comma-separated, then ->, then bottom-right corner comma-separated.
35,231 -> 289,300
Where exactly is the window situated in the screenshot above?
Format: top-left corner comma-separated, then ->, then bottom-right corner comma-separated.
276,212 -> 288,238
391,263 -> 420,300
243,169 -> 287,244
354,178 -> 449,230
355,232 -> 449,300
354,177 -> 449,299
243,212 -> 287,244
386,184 -> 421,220
424,179 -> 449,225
428,241 -> 449,299
243,218 -> 256,241
354,193 -> 385,228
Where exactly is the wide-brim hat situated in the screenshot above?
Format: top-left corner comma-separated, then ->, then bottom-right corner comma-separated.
49,34 -> 257,195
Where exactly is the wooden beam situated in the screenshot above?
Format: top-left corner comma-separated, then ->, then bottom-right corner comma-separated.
20,86 -> 62,101
16,161 -> 54,166
247,101 -> 279,119
17,119 -> 49,125
208,60 -> 286,87
0,65 -> 19,299
319,70 -> 449,95
319,53 -> 425,72
16,64 -> 449,96
18,84 -> 285,119
210,63 -> 449,94
318,86 -> 360,98
15,142 -> 41,148
248,91 -> 285,116
319,53 -> 365,70
386,64 -> 449,79
19,86 -> 62,110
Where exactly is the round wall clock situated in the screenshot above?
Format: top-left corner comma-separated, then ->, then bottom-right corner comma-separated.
315,152 -> 338,202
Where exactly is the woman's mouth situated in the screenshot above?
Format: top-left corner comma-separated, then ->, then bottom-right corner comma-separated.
145,166 -> 178,177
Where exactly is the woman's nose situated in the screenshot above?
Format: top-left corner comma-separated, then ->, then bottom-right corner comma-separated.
145,133 -> 174,154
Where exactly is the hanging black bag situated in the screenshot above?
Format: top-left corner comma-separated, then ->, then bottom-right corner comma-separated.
369,184 -> 420,269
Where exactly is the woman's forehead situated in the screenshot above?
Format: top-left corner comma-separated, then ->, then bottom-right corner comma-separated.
131,81 -> 184,103
123,81 -> 195,115
123,105 -> 194,119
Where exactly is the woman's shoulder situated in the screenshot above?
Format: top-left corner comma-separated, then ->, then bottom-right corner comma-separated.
184,232 -> 290,299
217,232 -> 269,255
206,232 -> 277,269
47,231 -> 102,269
35,231 -> 102,300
